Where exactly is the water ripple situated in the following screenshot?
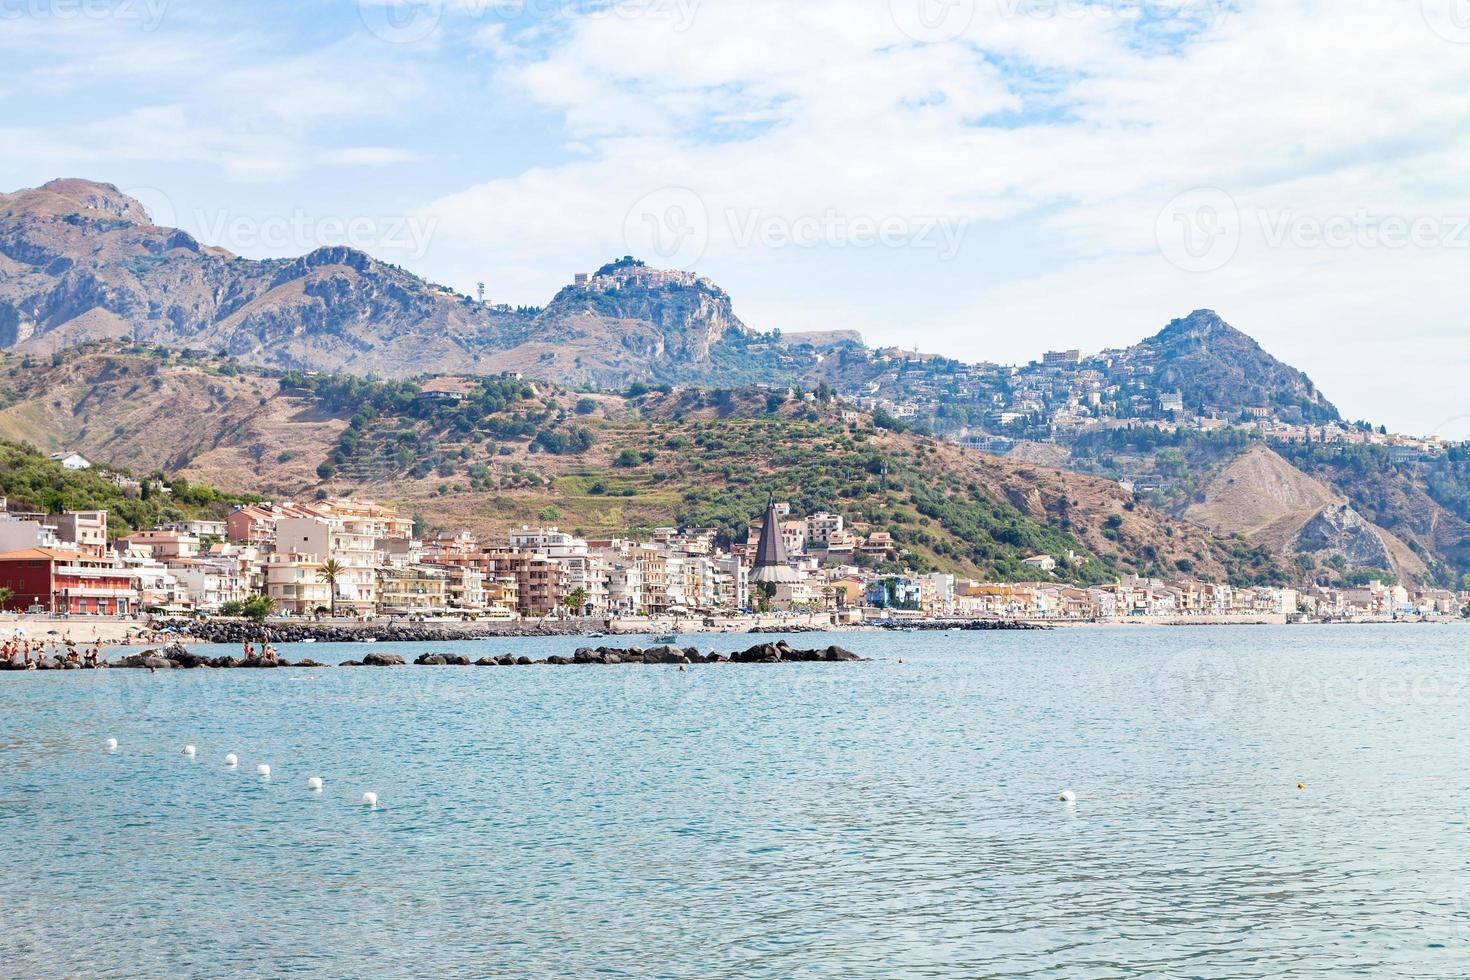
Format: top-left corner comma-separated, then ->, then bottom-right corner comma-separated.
1,625 -> 1468,977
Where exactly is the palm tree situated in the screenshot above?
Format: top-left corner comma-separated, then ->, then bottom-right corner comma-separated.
318,559 -> 345,618
0,586 -> 13,608
561,587 -> 590,617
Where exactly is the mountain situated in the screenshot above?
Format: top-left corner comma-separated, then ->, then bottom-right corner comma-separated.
0,180 -> 775,385
9,179 -> 1463,584
481,257 -> 763,388
0,344 -> 1273,585
2,180 -> 1344,417
1134,310 -> 1339,422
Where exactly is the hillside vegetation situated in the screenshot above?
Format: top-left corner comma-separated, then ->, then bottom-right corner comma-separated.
1063,425 -> 1470,586
0,345 -> 1275,585
0,440 -> 249,539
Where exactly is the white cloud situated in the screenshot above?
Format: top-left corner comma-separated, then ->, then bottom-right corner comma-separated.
411,0 -> 1470,430
3,0 -> 1466,430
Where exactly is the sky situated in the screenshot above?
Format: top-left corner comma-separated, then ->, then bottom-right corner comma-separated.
3,0 -> 1469,437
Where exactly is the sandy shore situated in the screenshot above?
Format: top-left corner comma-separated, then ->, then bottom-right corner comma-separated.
0,616 -> 159,646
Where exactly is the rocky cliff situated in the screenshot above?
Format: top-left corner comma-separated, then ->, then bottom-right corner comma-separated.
0,181 -> 755,385
1138,310 -> 1339,422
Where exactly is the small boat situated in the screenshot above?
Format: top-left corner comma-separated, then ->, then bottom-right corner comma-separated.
651,634 -> 678,644
301,638 -> 317,644
359,637 -> 378,644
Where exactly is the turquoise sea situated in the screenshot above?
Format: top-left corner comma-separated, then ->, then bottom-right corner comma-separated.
2,625 -> 1468,978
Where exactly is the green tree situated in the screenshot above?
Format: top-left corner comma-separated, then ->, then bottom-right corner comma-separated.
318,559 -> 345,618
562,587 -> 590,616
242,594 -> 276,624
0,586 -> 12,608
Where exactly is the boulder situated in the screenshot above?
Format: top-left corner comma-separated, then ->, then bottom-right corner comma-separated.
645,645 -> 686,664
362,652 -> 406,667
515,656 -> 533,666
475,657 -> 499,667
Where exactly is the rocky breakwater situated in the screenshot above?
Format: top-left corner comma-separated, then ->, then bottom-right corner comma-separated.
29,642 -> 866,671
2,653 -> 107,670
155,619 -> 597,644
115,643 -> 329,670
404,641 -> 868,667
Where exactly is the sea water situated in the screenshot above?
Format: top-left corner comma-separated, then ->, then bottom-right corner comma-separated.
1,625 -> 1468,978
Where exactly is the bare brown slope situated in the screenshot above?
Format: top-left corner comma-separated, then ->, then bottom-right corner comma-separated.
1184,444 -> 1339,539
1182,444 -> 1427,580
0,349 -> 340,493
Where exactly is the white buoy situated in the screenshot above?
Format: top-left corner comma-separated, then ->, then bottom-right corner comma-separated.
104,738 -> 118,752
361,791 -> 379,807
182,744 -> 196,757
1059,789 -> 1077,803
256,764 -> 271,778
224,753 -> 238,768
307,776 -> 324,792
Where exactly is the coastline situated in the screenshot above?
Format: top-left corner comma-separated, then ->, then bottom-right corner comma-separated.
3,611 -> 1464,649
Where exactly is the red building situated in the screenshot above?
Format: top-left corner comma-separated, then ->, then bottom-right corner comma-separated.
0,548 -> 140,616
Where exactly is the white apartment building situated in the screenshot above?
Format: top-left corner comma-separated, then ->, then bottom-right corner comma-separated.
263,552 -> 331,615
274,515 -> 384,616
169,557 -> 251,612
0,514 -> 65,552
804,512 -> 845,547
